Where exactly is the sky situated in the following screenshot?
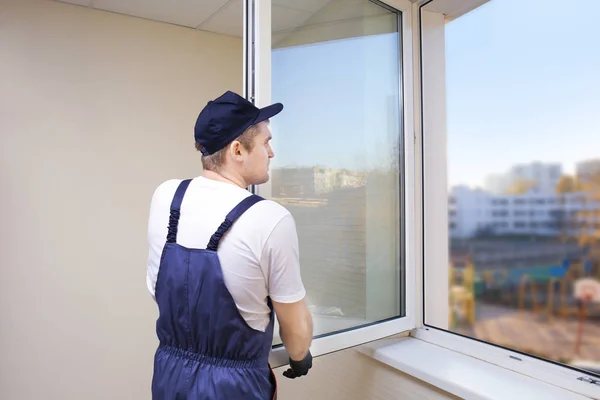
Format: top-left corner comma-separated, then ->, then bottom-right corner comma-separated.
270,0 -> 600,187
444,0 -> 600,188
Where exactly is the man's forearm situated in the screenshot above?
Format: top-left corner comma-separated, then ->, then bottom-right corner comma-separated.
279,314 -> 313,361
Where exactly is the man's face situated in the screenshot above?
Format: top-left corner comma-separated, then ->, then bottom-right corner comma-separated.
241,121 -> 274,185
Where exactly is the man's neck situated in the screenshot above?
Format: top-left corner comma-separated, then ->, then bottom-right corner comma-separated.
202,170 -> 248,189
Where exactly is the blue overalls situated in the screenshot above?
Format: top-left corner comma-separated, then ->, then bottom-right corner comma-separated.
151,179 -> 277,400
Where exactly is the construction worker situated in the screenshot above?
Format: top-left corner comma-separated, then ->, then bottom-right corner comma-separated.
146,91 -> 313,399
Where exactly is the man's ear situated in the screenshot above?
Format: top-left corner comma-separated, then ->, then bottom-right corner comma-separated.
229,140 -> 244,159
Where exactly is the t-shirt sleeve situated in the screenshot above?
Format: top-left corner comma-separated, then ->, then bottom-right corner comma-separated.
261,213 -> 306,303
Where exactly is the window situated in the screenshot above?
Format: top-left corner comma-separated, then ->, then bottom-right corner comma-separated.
246,0 -> 416,363
422,0 -> 600,380
270,0 -> 403,342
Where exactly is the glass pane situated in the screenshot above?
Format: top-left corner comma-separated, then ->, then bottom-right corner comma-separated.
428,0 -> 600,375
267,0 -> 404,342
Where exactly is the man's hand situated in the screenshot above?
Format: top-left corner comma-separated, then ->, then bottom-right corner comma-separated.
282,350 -> 312,379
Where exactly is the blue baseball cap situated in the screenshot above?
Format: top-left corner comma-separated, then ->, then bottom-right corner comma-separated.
194,90 -> 283,156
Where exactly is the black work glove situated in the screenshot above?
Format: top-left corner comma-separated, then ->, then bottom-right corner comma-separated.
282,350 -> 312,379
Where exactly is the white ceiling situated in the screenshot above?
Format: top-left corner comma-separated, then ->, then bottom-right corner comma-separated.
55,0 -> 334,38
54,0 -> 483,38
421,0 -> 490,22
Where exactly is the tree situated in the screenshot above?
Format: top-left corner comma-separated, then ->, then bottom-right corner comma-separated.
556,175 -> 583,193
504,178 -> 537,195
576,172 -> 600,252
555,175 -> 583,242
555,173 -> 600,267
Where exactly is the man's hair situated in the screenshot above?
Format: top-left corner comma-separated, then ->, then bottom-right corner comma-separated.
195,124 -> 261,171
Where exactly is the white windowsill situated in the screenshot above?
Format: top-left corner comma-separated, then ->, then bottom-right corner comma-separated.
357,336 -> 592,400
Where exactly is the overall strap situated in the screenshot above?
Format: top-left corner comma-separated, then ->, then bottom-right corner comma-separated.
206,194 -> 264,251
166,179 -> 192,243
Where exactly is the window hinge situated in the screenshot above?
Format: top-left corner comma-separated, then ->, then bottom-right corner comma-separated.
577,376 -> 600,386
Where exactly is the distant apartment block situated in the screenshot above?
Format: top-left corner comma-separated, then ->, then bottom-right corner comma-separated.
449,186 -> 597,239
483,162 -> 562,194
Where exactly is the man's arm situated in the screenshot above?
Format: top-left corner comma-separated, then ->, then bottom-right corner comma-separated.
261,212 -> 313,362
272,298 -> 313,361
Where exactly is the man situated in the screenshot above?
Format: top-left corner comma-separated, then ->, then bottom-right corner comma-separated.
146,90 -> 313,399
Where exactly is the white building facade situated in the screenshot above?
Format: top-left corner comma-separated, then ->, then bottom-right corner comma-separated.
449,186 -> 593,239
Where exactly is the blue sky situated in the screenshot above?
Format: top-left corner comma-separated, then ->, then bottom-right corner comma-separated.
445,0 -> 600,187
271,0 -> 600,186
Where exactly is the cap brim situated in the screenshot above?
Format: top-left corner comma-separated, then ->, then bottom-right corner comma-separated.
255,103 -> 283,124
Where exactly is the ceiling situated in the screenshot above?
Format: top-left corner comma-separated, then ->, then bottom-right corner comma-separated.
55,0 -> 339,38
421,0 -> 490,22
54,0 -> 485,38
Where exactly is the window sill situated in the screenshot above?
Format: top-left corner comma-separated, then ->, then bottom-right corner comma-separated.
357,335 -> 593,400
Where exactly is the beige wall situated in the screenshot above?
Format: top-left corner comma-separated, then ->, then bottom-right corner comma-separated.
0,0 -> 241,398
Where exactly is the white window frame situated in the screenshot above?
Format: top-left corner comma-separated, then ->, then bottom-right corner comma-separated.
415,0 -> 600,397
243,0 -> 418,367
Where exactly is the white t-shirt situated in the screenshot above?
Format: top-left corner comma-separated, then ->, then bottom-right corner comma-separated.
146,176 -> 306,332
